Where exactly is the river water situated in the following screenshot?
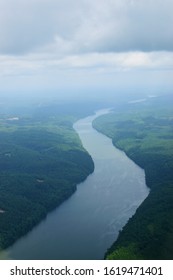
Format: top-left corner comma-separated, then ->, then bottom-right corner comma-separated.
1,109 -> 149,260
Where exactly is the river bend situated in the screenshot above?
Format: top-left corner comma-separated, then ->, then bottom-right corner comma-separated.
1,109 -> 149,259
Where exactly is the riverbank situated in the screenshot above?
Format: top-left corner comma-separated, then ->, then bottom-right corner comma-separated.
0,109 -> 148,260
0,114 -> 94,252
93,96 -> 173,259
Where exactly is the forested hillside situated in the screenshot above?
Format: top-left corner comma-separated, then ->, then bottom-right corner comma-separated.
93,95 -> 173,259
0,111 -> 94,250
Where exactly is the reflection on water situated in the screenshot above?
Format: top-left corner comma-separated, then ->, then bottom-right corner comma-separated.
0,109 -> 149,260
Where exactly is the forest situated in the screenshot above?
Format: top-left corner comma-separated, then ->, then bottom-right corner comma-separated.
93,95 -> 173,259
0,105 -> 94,250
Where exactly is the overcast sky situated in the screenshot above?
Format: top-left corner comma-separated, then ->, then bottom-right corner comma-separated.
0,0 -> 173,100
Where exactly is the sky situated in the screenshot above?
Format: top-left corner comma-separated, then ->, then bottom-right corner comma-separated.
0,0 -> 173,101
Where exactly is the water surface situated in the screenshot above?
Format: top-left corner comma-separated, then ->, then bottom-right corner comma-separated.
1,109 -> 149,259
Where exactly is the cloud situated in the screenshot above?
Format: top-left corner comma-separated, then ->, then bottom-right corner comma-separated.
0,0 -> 173,55
0,0 -> 173,96
74,0 -> 173,53
1,51 -> 173,79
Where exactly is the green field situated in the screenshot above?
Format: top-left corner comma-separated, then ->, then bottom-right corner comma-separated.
0,109 -> 94,250
93,95 -> 173,259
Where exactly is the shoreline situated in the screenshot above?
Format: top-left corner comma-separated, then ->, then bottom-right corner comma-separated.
93,107 -> 173,259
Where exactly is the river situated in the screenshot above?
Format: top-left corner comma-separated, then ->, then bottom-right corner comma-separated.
1,109 -> 149,260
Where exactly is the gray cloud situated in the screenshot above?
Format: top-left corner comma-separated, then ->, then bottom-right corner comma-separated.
0,0 -> 84,54
74,0 -> 173,53
0,0 -> 172,55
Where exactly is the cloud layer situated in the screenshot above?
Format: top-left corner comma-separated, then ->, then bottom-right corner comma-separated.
0,0 -> 173,95
0,0 -> 173,55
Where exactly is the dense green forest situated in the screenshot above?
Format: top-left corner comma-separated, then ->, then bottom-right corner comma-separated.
0,106 -> 94,251
93,95 -> 173,259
